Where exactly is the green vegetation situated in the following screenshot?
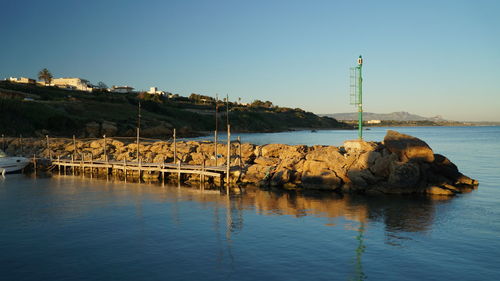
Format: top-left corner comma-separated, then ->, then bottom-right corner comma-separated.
37,68 -> 53,85
0,80 -> 350,137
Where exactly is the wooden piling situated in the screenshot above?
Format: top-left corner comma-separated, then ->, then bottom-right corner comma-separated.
238,136 -> 242,168
173,128 -> 177,163
19,135 -> 23,156
226,125 -> 231,192
90,153 -> 94,179
124,158 -> 127,182
80,153 -> 84,177
46,135 -> 51,160
33,154 -> 37,175
103,134 -> 107,162
73,135 -> 77,159
177,160 -> 181,183
138,157 -> 142,180
214,131 -> 218,166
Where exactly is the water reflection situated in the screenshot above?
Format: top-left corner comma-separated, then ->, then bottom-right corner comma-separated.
7,175 -> 455,280
44,175 -> 451,236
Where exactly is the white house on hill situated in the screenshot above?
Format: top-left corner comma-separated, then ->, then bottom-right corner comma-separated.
110,85 -> 134,93
51,78 -> 94,92
148,87 -> 165,95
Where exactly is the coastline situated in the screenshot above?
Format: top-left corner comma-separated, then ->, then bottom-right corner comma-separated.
3,130 -> 478,196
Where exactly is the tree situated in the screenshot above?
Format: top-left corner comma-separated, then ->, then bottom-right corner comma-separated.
97,81 -> 108,89
38,68 -> 53,85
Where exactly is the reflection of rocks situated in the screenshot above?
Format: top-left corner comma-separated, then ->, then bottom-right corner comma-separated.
6,130 -> 478,196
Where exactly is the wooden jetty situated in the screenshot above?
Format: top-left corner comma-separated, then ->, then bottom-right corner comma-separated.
6,121 -> 241,191
51,158 -> 230,180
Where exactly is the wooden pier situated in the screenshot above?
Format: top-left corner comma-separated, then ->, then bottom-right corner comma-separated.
50,157 -> 236,187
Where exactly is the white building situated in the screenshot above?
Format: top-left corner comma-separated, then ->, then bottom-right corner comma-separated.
148,87 -> 165,95
110,85 -> 135,93
367,120 -> 382,124
7,77 -> 36,84
51,78 -> 94,92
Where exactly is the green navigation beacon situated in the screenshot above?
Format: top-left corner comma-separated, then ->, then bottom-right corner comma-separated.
350,55 -> 364,140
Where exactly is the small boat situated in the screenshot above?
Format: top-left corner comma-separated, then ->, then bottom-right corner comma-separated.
0,150 -> 30,174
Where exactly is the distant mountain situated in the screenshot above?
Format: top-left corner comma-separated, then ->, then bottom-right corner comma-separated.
323,111 -> 448,122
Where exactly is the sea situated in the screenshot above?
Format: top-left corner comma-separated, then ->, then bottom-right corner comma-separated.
1,126 -> 499,281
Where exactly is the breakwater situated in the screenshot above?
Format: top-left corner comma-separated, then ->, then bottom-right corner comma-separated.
2,130 -> 478,195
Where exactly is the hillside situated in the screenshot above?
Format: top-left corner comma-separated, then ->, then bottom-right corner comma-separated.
324,111 -> 447,122
0,81 -> 351,138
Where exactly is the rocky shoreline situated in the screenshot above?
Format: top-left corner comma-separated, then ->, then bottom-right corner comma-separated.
3,130 -> 478,196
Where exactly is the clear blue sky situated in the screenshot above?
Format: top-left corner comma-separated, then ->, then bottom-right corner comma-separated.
1,0 -> 499,121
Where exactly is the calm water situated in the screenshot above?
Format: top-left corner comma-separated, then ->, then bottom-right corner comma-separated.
1,126 -> 499,281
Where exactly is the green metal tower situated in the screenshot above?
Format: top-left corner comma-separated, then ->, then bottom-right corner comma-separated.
350,55 -> 363,140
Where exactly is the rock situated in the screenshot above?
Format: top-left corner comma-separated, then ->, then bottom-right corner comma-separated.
254,156 -> 280,166
347,169 -> 379,187
90,140 -> 102,149
241,164 -> 272,184
261,144 -> 306,159
383,130 -> 434,162
301,160 -> 342,190
369,153 -> 398,177
306,146 -> 346,164
343,140 -> 378,153
426,186 -> 455,196
270,168 -> 292,186
388,161 -> 421,189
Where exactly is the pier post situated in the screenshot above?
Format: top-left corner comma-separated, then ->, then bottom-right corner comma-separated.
173,128 -> 177,163
238,136 -> 242,168
90,153 -> 94,179
124,158 -> 127,182
1,134 -> 4,151
57,155 -> 61,175
19,135 -> 23,156
139,157 -> 142,181
103,134 -> 107,162
80,153 -> 84,178
161,162 -> 165,182
226,125 -> 231,193
73,135 -> 77,160
46,135 -> 51,160
33,154 -> 37,175
71,155 -> 75,176
177,160 -> 181,184
214,131 -> 218,166
201,158 -> 205,189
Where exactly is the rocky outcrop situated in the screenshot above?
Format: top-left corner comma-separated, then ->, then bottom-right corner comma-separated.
4,130 -> 478,196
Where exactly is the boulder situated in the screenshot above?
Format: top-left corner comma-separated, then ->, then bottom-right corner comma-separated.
383,130 -> 434,162
301,160 -> 342,190
426,186 -> 455,196
241,164 -> 272,184
347,169 -> 379,187
306,146 -> 345,164
270,168 -> 293,187
369,153 -> 398,177
388,161 -> 421,189
261,144 -> 306,159
343,140 -> 378,153
254,156 -> 280,167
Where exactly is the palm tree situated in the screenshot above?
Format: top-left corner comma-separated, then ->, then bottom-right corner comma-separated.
38,68 -> 53,85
